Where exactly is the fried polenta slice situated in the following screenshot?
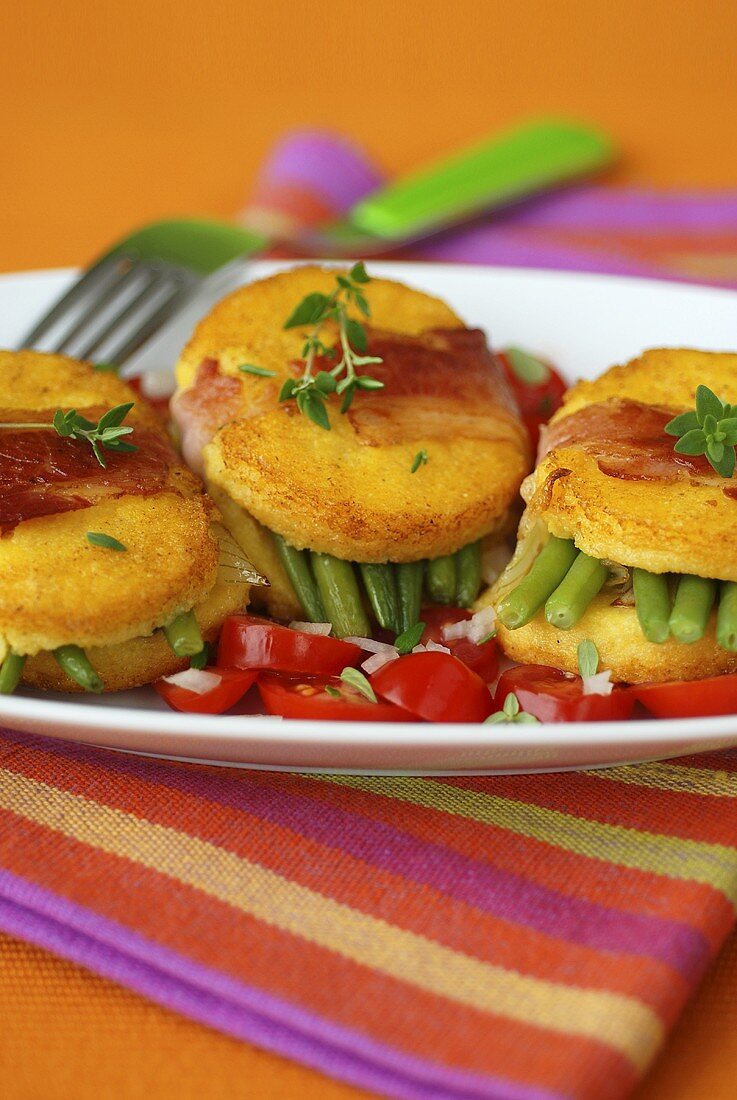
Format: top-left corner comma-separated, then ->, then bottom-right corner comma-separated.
0,350 -> 250,691
477,588 -> 737,683
175,266 -> 530,564
483,348 -> 737,683
529,348 -> 737,581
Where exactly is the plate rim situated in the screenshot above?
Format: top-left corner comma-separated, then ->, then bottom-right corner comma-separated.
3,259 -> 737,762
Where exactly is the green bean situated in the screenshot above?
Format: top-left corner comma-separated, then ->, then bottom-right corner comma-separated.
426,555 -> 457,605
164,610 -> 203,657
717,582 -> 737,652
0,651 -> 26,695
497,537 -> 578,629
455,541 -> 483,608
359,563 -> 400,633
53,645 -> 104,693
545,551 -> 608,630
396,561 -> 425,633
310,553 -> 371,638
669,574 -> 717,644
633,569 -> 672,644
273,533 -> 326,622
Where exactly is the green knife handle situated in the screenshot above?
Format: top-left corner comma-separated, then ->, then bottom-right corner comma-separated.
348,119 -> 613,240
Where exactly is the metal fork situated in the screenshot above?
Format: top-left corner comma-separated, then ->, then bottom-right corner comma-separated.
18,218 -> 266,368
19,121 -> 613,369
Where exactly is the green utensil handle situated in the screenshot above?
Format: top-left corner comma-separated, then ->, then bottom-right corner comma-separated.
109,218 -> 268,275
348,119 -> 613,241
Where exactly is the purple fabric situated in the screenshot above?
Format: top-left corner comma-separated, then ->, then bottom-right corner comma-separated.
0,867 -> 561,1100
253,129 -> 384,212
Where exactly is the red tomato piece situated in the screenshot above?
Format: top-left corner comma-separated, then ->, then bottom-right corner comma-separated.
631,673 -> 737,718
420,606 -> 499,683
154,667 -> 258,714
218,615 -> 361,675
126,376 -> 171,419
494,664 -> 634,723
257,672 -> 415,722
497,349 -> 567,450
371,651 -> 493,723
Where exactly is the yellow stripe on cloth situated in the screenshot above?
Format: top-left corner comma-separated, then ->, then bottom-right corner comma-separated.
588,762 -> 737,799
314,776 -> 737,906
0,768 -> 662,1070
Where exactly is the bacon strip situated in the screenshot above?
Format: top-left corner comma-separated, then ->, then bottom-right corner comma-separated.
539,398 -> 718,482
171,358 -> 278,475
0,409 -> 173,531
345,328 -> 526,448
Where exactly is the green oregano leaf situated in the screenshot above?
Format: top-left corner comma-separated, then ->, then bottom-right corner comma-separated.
340,666 -> 377,703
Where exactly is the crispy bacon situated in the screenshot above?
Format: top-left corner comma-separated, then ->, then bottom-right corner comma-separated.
171,358 -> 264,475
345,328 -> 526,448
0,411 -> 173,531
539,398 -> 719,482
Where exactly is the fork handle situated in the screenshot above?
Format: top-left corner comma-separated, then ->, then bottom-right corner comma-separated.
109,218 -> 268,274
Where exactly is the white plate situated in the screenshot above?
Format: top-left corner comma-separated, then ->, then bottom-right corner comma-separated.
3,260 -> 737,774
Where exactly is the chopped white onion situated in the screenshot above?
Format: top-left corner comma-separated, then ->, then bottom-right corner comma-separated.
411,641 -> 451,655
289,621 -> 332,635
582,669 -> 614,697
361,649 -> 399,675
138,368 -> 176,400
344,636 -> 397,654
161,668 -> 221,695
441,605 -> 496,645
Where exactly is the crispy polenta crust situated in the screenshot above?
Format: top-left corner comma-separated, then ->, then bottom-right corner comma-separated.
0,350 -> 250,690
22,558 -> 249,692
176,266 -> 530,563
477,589 -> 737,684
482,348 -> 737,683
529,348 -> 737,580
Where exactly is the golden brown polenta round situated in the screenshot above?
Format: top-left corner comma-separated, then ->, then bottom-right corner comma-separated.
477,588 -> 737,684
0,349 -> 251,690
22,557 -> 249,692
530,348 -> 737,581
176,266 -> 529,563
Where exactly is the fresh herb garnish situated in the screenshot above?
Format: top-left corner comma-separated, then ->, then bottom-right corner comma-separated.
85,532 -> 127,552
1,403 -> 137,468
485,692 -> 540,725
577,639 -> 599,679
665,385 -> 737,478
410,449 -> 428,473
324,685 -> 342,699
280,262 -> 384,430
395,621 -> 425,654
339,665 -> 378,703
239,363 -> 276,377
505,346 -> 550,385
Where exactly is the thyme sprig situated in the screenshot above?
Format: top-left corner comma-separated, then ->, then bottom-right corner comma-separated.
280,262 -> 384,430
485,692 -> 540,725
665,385 -> 737,478
1,403 -> 137,468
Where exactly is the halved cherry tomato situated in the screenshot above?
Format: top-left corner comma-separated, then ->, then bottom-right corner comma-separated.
218,615 -> 361,675
257,672 -> 415,721
497,350 -> 567,450
154,667 -> 258,714
371,651 -> 493,723
631,673 -> 737,718
420,606 -> 499,683
494,664 -> 634,723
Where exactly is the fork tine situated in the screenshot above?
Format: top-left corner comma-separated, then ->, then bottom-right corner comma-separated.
101,274 -> 199,366
53,261 -> 158,356
73,266 -> 180,361
17,254 -> 130,349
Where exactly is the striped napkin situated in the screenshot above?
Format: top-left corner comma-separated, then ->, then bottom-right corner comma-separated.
3,130 -> 737,1100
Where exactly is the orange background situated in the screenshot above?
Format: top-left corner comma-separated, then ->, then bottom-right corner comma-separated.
3,3 -> 737,1097
2,0 -> 737,272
